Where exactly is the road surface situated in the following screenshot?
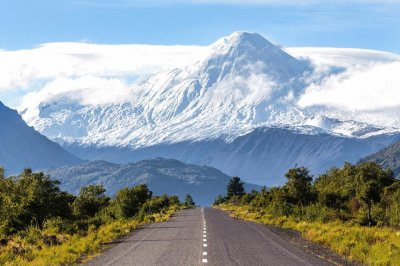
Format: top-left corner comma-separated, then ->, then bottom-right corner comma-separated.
85,208 -> 335,266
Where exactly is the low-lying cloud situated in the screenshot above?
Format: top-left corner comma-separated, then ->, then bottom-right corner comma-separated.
0,42 -> 209,100
295,58 -> 400,128
1,40 -> 400,129
298,61 -> 400,112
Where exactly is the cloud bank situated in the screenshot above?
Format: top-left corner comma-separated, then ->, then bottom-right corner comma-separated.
0,42 -> 209,93
298,61 -> 400,112
0,42 -> 209,113
1,40 -> 400,129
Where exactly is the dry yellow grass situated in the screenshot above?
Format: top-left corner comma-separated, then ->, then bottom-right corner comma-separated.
216,204 -> 400,266
0,206 -> 180,266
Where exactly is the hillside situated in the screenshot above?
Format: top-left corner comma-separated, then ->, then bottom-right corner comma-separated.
362,140 -> 400,177
45,158 -> 259,206
64,127 -> 400,186
0,102 -> 81,174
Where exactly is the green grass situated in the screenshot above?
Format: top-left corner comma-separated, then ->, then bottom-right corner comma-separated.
216,204 -> 400,266
0,205 -> 180,266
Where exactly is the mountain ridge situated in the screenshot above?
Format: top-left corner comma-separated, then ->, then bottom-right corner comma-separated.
62,127 -> 400,186
0,101 -> 82,174
361,139 -> 400,177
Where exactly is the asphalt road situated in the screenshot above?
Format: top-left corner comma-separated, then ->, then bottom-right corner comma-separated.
85,208 -> 335,266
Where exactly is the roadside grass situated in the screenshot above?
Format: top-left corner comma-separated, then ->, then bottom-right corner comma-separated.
216,204 -> 400,266
0,205 -> 180,266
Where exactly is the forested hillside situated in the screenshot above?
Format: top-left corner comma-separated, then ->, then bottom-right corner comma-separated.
362,139 -> 400,177
45,158 -> 260,206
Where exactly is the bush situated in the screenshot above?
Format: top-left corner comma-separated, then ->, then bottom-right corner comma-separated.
73,185 -> 110,219
113,184 -> 151,219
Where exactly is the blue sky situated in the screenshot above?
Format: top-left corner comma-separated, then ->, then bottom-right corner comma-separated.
1,0 -> 400,53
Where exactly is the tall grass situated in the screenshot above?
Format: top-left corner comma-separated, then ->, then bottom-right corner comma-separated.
0,206 -> 180,266
217,204 -> 400,265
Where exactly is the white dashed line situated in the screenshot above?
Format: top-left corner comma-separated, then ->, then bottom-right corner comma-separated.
201,208 -> 208,264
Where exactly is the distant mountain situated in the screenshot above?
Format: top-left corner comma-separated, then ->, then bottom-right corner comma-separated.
22,32 -> 305,147
0,102 -> 82,174
45,158 -> 260,206
362,140 -> 400,177
64,127 -> 400,186
18,31 -> 400,185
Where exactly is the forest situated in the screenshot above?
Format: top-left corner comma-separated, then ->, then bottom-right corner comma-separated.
214,161 -> 400,265
0,167 -> 191,265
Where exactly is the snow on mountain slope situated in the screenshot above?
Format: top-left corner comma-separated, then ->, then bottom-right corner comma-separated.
19,32 -> 400,150
23,32 -> 311,147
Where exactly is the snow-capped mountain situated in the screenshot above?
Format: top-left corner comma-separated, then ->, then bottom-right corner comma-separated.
25,32 -> 313,147
18,32 -> 400,184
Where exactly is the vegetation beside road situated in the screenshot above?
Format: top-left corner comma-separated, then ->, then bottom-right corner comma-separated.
214,162 -> 400,265
0,167 -> 185,265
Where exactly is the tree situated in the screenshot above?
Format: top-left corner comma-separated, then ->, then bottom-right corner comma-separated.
382,182 -> 400,226
73,185 -> 110,218
284,167 -> 314,206
267,187 -> 293,217
355,161 -> 395,225
226,176 -> 245,199
17,169 -> 74,228
184,194 -> 195,207
0,168 -> 75,234
168,195 -> 180,206
213,194 -> 226,205
113,184 -> 151,219
314,164 -> 357,211
141,194 -> 171,214
0,168 -> 18,234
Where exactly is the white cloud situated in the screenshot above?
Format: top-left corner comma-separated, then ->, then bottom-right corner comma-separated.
2,39 -> 400,130
297,60 -> 400,127
286,47 -> 400,68
0,42 -> 209,92
19,76 -> 134,123
298,61 -> 400,111
0,42 -> 210,112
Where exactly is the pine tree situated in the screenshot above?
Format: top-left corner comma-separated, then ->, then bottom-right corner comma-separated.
184,194 -> 195,207
226,176 -> 245,199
